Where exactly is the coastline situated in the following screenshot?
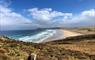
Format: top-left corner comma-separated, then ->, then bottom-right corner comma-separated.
42,29 -> 83,43
0,29 -> 84,43
42,29 -> 65,43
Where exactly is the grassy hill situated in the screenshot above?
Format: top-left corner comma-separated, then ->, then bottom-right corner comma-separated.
71,26 -> 95,34
0,34 -> 95,60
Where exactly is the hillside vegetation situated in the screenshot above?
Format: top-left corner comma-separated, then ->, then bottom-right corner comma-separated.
71,26 -> 95,34
0,34 -> 95,60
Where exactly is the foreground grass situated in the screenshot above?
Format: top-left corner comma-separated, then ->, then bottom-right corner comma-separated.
0,34 -> 95,60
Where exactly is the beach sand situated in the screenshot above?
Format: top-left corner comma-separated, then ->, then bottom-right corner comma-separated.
63,29 -> 83,38
42,29 -> 83,42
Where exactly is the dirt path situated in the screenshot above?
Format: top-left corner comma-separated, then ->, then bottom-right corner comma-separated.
63,30 -> 83,38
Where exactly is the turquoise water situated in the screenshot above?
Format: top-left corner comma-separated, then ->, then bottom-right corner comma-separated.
0,29 -> 56,43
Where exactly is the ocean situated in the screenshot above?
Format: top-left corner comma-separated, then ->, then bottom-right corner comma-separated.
0,29 -> 56,43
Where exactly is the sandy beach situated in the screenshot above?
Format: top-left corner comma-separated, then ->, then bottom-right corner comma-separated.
43,29 -> 83,42
63,29 -> 83,38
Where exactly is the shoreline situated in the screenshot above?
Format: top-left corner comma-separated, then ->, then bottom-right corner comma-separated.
42,29 -> 83,43
0,29 -> 84,43
42,29 -> 64,42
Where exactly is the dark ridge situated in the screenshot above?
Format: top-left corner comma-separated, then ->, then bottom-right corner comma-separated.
45,34 -> 95,44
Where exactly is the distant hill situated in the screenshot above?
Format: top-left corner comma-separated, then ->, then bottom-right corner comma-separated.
70,26 -> 95,34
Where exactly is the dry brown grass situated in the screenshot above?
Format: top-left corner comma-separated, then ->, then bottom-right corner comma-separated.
0,34 -> 95,60
54,40 -> 95,55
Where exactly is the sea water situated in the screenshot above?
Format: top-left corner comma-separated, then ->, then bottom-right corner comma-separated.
0,29 -> 56,43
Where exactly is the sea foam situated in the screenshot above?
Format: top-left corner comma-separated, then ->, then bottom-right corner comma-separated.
18,30 -> 56,43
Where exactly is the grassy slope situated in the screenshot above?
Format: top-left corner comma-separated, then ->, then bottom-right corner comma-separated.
0,34 -> 95,60
71,26 -> 95,34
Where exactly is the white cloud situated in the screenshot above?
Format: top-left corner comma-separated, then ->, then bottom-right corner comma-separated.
81,9 -> 95,17
0,5 -> 32,30
28,8 -> 72,21
0,2 -> 95,30
76,9 -> 95,22
28,8 -> 72,27
63,9 -> 95,26
28,8 -> 95,27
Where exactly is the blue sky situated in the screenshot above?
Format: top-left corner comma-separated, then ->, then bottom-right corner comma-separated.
10,0 -> 95,14
0,0 -> 95,30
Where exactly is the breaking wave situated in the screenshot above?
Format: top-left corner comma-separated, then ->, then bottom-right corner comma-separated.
18,30 -> 56,43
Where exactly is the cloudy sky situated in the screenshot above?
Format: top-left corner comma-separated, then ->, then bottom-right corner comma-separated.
0,0 -> 95,30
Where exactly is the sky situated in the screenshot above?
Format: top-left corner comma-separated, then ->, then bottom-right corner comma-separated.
0,0 -> 95,30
